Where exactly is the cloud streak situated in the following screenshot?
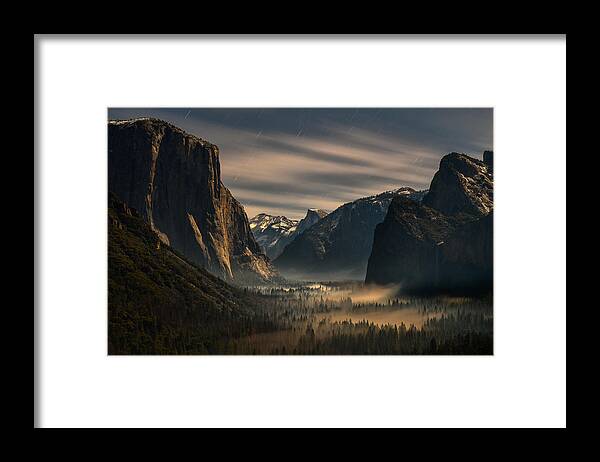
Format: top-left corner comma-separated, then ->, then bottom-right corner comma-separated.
108,108 -> 493,219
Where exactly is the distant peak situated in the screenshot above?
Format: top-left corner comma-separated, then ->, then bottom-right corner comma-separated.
305,208 -> 329,219
440,151 -> 484,166
250,213 -> 298,225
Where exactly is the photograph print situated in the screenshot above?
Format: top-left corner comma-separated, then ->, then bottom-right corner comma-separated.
107,108 -> 493,355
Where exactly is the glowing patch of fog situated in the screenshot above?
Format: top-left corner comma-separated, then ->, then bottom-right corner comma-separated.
238,282 -> 492,353
318,283 -> 401,304
251,283 -> 461,328
317,307 -> 441,329
310,284 -> 442,328
250,283 -> 492,326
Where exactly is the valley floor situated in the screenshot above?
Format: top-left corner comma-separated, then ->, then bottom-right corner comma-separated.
218,282 -> 493,355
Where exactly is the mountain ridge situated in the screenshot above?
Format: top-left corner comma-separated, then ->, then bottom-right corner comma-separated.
273,187 -> 424,280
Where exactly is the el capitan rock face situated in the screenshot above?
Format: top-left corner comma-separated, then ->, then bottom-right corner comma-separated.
108,118 -> 279,285
365,152 -> 493,294
274,188 -> 423,280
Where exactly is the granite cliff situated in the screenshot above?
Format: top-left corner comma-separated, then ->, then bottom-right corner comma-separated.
108,118 -> 278,285
365,152 -> 493,294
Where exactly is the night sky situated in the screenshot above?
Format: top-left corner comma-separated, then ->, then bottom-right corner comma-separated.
108,108 -> 493,220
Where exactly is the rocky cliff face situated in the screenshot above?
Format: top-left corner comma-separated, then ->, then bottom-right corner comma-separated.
365,152 -> 493,294
108,118 -> 279,285
437,212 -> 493,293
249,208 -> 328,260
422,152 -> 493,217
295,209 -> 329,235
274,188 -> 422,280
365,197 -> 467,290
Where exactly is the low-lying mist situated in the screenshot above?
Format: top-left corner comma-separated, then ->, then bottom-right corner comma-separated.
317,283 -> 402,304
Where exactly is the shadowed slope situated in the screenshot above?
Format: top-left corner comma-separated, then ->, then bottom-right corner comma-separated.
108,193 -> 276,354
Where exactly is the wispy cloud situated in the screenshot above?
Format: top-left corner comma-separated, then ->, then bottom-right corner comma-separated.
108,108 -> 492,219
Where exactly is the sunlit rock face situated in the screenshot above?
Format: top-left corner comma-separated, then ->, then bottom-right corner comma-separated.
366,152 -> 493,294
108,118 -> 279,285
274,188 -> 424,281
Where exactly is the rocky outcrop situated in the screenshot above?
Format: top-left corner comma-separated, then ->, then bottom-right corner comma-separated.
249,208 -> 328,260
365,197 -> 465,290
108,118 -> 279,285
274,188 -> 423,280
365,152 -> 493,294
364,196 -> 492,293
422,152 -> 493,217
295,209 -> 328,235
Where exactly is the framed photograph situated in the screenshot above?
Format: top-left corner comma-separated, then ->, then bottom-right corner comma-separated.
35,34 -> 566,428
106,108 -> 493,356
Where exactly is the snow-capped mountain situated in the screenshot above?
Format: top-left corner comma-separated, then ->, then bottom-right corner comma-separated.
249,214 -> 298,260
250,209 -> 329,260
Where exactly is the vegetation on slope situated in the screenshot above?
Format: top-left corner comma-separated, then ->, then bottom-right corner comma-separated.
108,193 -> 276,354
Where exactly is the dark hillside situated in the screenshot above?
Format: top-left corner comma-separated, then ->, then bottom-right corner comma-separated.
108,193 -> 275,354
